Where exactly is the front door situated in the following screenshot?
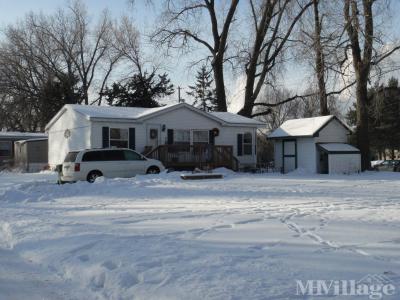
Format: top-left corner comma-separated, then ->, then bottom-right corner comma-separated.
147,125 -> 161,150
283,140 -> 297,173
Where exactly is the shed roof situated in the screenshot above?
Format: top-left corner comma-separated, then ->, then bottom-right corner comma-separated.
15,138 -> 48,145
46,102 -> 264,130
318,143 -> 360,153
0,131 -> 47,139
268,115 -> 350,139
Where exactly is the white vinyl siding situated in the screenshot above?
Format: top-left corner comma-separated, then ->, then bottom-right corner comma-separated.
328,154 -> 361,174
315,119 -> 349,143
296,138 -> 317,173
91,122 -> 145,153
47,109 -> 91,166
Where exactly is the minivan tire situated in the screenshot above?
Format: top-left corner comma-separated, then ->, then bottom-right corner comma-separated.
87,170 -> 103,183
146,166 -> 160,174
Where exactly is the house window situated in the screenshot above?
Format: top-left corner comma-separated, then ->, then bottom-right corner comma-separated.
193,130 -> 209,144
174,130 -> 190,144
0,141 -> 12,157
110,128 -> 128,148
243,132 -> 252,155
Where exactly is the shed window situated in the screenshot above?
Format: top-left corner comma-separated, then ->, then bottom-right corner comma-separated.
243,132 -> 252,155
193,130 -> 209,144
174,130 -> 190,144
0,141 -> 12,157
110,128 -> 128,148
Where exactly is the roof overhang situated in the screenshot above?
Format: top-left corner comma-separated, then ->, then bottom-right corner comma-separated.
317,143 -> 360,154
268,135 -> 313,140
46,102 -> 265,130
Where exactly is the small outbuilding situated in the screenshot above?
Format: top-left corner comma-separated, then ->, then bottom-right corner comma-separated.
0,131 -> 48,167
14,138 -> 48,172
268,115 -> 361,174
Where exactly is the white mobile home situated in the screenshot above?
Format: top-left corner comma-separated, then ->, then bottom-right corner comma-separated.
268,115 -> 361,174
45,103 -> 264,170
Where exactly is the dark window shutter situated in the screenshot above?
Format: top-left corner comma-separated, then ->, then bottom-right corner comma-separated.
102,127 -> 109,148
237,134 -> 243,156
167,129 -> 174,144
209,130 -> 215,145
129,128 -> 136,150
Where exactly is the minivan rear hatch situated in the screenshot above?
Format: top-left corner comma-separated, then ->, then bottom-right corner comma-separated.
63,151 -> 79,175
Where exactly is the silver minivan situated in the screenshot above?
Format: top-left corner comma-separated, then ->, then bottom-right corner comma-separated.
60,148 -> 165,183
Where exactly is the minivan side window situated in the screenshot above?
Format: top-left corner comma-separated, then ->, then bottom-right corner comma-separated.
82,151 -> 104,162
103,150 -> 125,161
64,151 -> 79,162
124,150 -> 143,161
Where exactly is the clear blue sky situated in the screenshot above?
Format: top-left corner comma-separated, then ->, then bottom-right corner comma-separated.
0,0 -> 130,25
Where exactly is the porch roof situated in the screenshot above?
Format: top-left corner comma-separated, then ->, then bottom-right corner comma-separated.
0,131 -> 47,140
318,143 -> 360,154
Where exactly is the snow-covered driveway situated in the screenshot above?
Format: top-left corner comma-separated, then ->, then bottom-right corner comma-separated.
0,171 -> 400,299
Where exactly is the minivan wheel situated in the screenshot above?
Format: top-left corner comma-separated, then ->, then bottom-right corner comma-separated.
87,170 -> 103,183
146,166 -> 160,174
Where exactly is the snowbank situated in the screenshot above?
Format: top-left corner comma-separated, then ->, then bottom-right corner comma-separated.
0,171 -> 399,299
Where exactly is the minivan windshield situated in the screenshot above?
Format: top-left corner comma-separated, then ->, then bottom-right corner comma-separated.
64,151 -> 79,163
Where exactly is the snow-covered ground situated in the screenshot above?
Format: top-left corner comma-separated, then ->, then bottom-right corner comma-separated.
1,170 -> 400,299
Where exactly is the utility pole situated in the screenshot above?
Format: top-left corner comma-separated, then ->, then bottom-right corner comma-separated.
178,86 -> 182,103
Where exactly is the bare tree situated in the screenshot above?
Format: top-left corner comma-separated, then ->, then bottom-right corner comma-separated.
152,0 -> 239,111
0,0 -> 142,130
0,14 -> 71,130
236,0 -> 313,117
294,0 -> 346,116
31,1 -> 122,105
256,87 -> 302,132
311,0 -> 328,115
343,0 -> 400,170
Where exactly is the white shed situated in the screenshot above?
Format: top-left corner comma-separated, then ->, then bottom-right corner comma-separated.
45,103 -> 264,170
268,115 -> 361,174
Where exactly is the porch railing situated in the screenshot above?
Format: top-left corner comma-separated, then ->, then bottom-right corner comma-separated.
146,144 -> 239,171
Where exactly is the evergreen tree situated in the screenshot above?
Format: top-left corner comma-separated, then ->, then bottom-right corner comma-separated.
187,66 -> 218,111
38,73 -> 81,130
346,77 -> 400,159
104,71 -> 174,108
